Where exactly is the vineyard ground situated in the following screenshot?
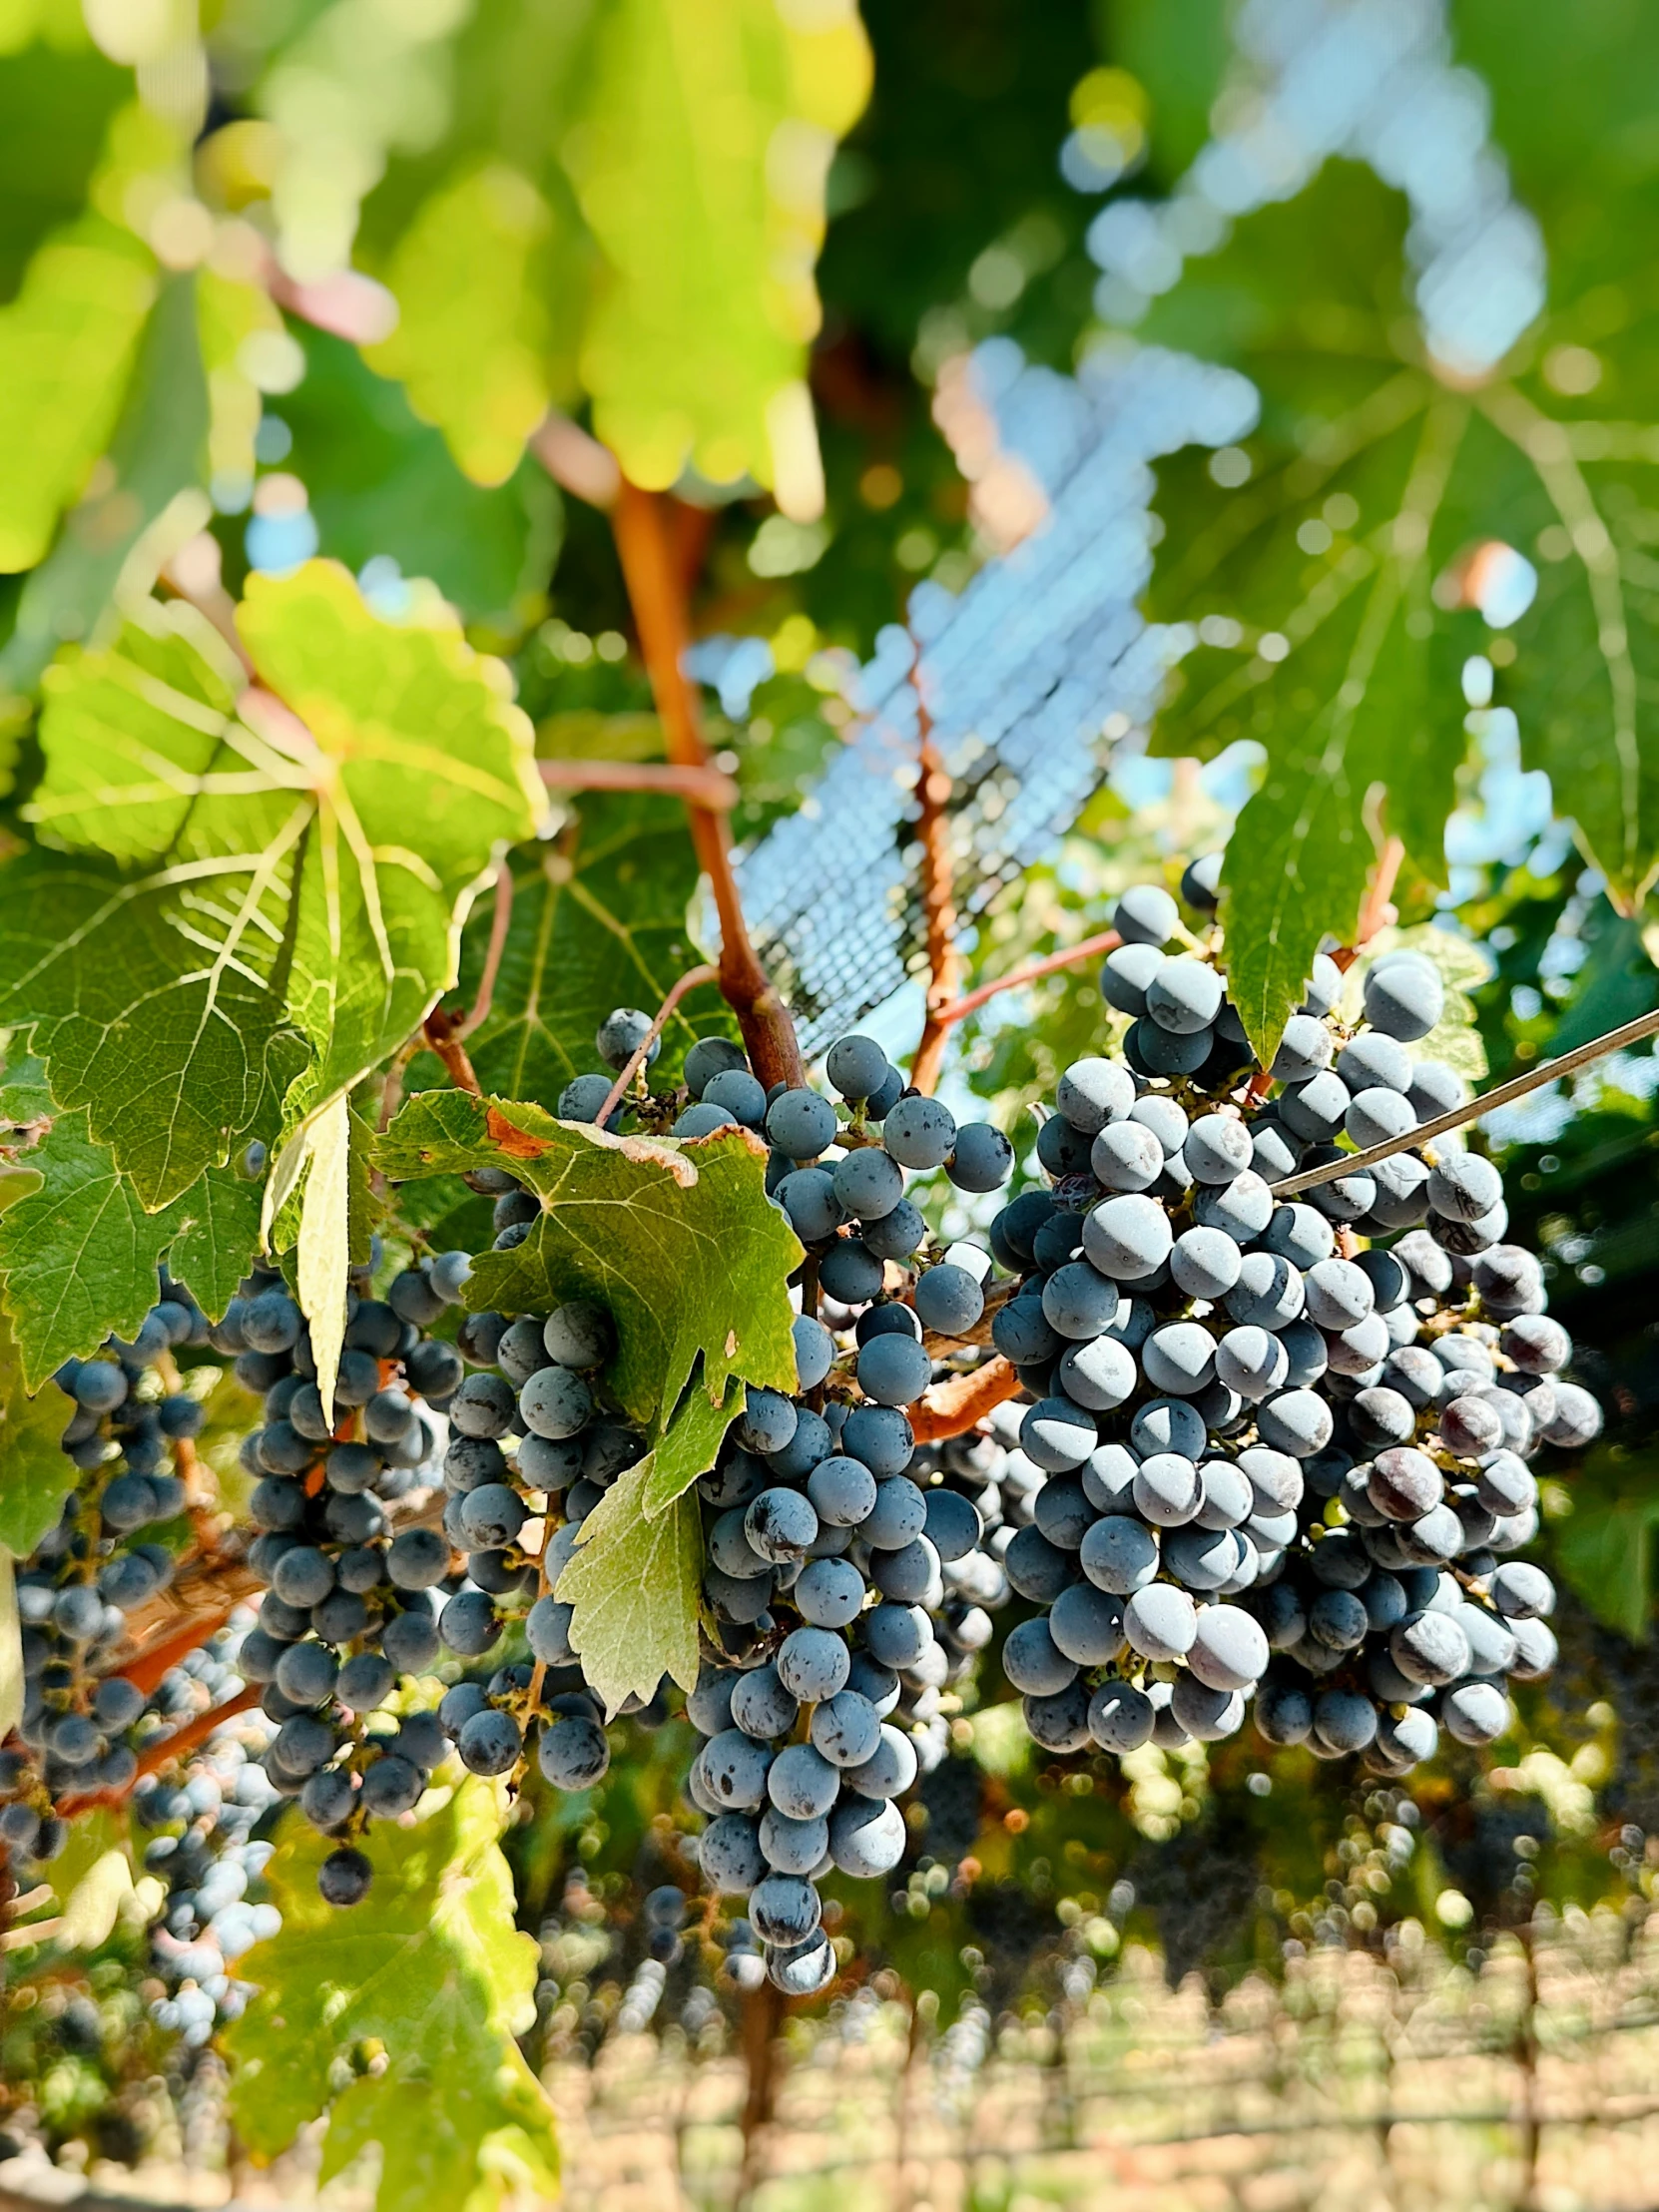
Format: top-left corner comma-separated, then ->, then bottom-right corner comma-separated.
10,1917 -> 1659,2212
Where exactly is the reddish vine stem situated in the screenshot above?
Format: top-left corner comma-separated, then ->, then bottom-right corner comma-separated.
421,1008 -> 480,1093
917,1274 -> 1018,1360
908,1356 -> 1022,1443
908,697 -> 962,1096
1333,834 -> 1407,975
55,1683 -> 264,1820
596,962 -> 719,1127
538,758 -> 740,811
926,928 -> 1124,1038
115,1562 -> 265,1696
377,1037 -> 420,1133
459,860 -> 514,1040
382,855 -> 511,1124
1272,1003 -> 1659,1198
530,410 -> 621,510
610,478 -> 804,1090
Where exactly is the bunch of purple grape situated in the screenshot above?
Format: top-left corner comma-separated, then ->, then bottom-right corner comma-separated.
975,861 -> 1599,1769
550,1012 -> 1024,1990
0,1281 -> 217,1873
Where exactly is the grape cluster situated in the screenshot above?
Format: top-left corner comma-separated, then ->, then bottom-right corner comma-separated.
230,1223 -> 661,1899
682,1397 -> 1032,1991
225,1260 -> 464,1900
558,1009 -> 1030,1987
571,1024 -> 1006,1992
0,1281 -> 215,1870
133,1622 -> 283,2041
981,863 -> 1601,1770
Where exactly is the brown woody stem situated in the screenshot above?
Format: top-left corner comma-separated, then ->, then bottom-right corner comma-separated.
530,411 -> 622,509
1333,834 -> 1407,974
918,1274 -> 1018,1360
422,1008 -> 480,1094
460,859 -> 514,1039
908,691 -> 962,1096
55,1683 -> 263,1818
376,1037 -> 420,1134
610,478 -> 804,1090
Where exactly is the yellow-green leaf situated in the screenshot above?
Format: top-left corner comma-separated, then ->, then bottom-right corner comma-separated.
197,261 -> 286,497
365,163 -> 565,488
0,1294 -> 79,1545
0,1099 -> 259,1390
638,1365 -> 745,1519
375,1090 -> 801,1431
1339,923 -> 1490,1083
59,1847 -> 133,1949
459,796 -> 733,1114
555,1446 -> 705,1713
0,211 -> 155,573
294,1091 -> 351,1426
570,0 -> 869,499
225,1781 -> 557,2212
4,566 -> 543,1205
0,1551 -> 21,1745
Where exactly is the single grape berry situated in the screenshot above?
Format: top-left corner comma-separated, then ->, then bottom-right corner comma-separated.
318,1848 -> 373,1906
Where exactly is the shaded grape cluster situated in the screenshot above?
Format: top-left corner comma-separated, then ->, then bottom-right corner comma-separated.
979,864 -> 1601,1770
225,1260 -> 462,1900
230,1228 -> 656,1900
0,1279 -> 216,1872
133,1622 -> 283,2040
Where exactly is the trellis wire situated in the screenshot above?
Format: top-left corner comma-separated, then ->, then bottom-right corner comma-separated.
1271,1005 -> 1659,1197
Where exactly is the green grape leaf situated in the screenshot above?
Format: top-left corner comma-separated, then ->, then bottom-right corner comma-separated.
1552,1446 -> 1659,1643
197,263 -> 285,498
1,267 -> 211,695
0,211 -> 155,575
554,1443 -> 706,1712
1113,0 -> 1232,182
637,1364 -> 745,1519
1141,169 -> 1481,1057
281,329 -> 561,632
225,1781 -> 557,2212
4,564 -> 542,1206
569,0 -> 870,497
166,1160 -> 268,1322
1469,386 -> 1659,912
459,794 -> 733,1112
59,1845 -> 136,1951
237,563 -> 545,1134
0,31 -> 129,303
293,1093 -> 352,1426
1452,0 -> 1659,304
1547,912 -> 1655,1057
364,162 -> 565,488
0,1307 -> 76,1557
0,1553 -> 19,1749
1141,157 -> 1659,1058
0,1056 -> 54,1125
0,1105 -> 259,1388
375,1092 -> 801,1432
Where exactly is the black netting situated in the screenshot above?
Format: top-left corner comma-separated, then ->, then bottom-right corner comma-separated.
733,339 -> 1257,1054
